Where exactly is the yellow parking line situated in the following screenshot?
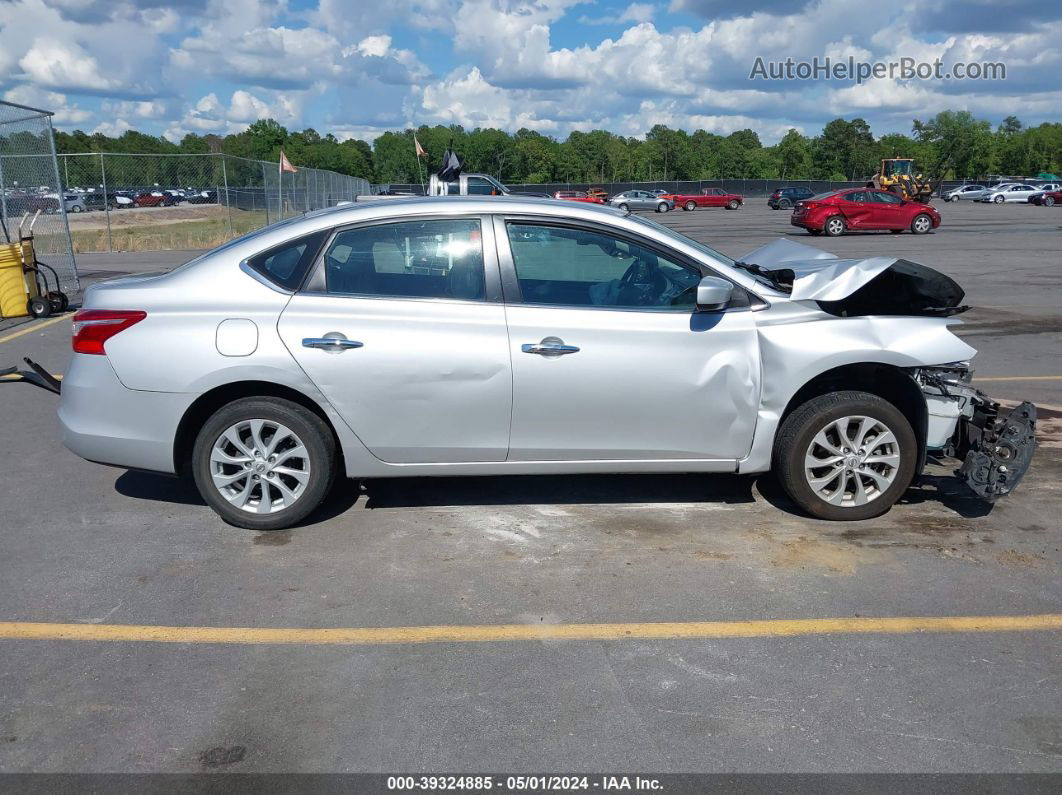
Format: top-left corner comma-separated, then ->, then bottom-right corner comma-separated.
0,372 -> 62,381
0,313 -> 72,345
1,614 -> 1060,646
975,375 -> 1062,382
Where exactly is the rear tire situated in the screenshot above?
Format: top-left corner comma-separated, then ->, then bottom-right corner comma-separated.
778,198 -> 792,209
774,391 -> 917,521
192,397 -> 337,531
823,216 -> 846,236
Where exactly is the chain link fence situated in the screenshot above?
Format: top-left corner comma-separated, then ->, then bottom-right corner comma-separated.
58,152 -> 370,253
0,100 -> 79,295
383,179 -> 871,198
385,177 -> 1039,199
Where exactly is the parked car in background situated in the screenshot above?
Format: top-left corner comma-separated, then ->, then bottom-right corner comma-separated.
942,184 -> 989,202
608,190 -> 674,213
664,187 -> 743,211
979,184 -> 1038,203
61,193 -> 87,213
1030,190 -> 1062,206
82,191 -> 131,211
164,189 -> 186,203
51,196 -> 1035,530
791,188 -> 941,236
768,186 -> 814,209
586,188 -> 609,201
134,191 -> 175,208
186,190 -> 218,205
553,190 -> 604,204
1027,183 -> 1062,202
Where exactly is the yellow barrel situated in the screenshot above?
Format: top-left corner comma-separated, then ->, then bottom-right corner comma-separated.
0,242 -> 31,319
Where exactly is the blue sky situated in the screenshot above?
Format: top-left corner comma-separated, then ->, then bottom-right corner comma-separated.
1,0 -> 1059,144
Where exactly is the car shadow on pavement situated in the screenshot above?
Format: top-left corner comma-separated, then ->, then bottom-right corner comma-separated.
360,473 -> 757,510
114,470 -> 205,505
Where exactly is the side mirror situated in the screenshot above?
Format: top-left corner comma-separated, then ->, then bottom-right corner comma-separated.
696,276 -> 734,312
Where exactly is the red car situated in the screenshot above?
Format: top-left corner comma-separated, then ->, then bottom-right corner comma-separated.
553,190 -> 604,204
133,191 -> 174,208
1031,190 -> 1062,206
791,188 -> 941,236
664,187 -> 743,211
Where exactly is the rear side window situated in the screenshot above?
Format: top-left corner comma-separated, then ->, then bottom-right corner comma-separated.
246,230 -> 328,290
323,218 -> 485,301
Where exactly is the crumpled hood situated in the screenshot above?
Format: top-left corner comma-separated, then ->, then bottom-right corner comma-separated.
738,238 -> 967,315
739,239 -> 896,301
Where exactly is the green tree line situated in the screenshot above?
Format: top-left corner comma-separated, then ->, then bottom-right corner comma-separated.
51,111 -> 1062,187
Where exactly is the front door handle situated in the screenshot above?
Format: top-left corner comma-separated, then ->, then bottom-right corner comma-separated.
303,335 -> 363,353
522,337 -> 579,356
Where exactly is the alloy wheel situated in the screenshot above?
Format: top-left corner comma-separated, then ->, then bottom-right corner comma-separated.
803,415 -> 900,507
209,419 -> 310,514
912,215 -> 931,233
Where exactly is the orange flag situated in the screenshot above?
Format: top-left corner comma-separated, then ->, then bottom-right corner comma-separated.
279,150 -> 298,173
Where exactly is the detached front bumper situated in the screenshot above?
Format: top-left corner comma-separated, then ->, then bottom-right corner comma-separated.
916,366 -> 1037,501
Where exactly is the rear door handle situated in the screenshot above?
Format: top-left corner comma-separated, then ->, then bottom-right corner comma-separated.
302,335 -> 363,353
522,338 -> 579,356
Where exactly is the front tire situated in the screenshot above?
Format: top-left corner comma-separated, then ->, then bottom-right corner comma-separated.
192,397 -> 337,531
726,199 -> 740,210
1046,196 -> 1055,207
778,198 -> 792,209
617,203 -> 629,212
994,195 -> 1004,203
656,202 -> 670,213
911,213 -> 932,234
684,201 -> 696,211
774,391 -> 917,521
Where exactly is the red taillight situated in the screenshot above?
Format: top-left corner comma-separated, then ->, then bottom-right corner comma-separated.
72,309 -> 146,355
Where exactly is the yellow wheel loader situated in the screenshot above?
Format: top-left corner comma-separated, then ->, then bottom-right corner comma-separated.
867,158 -> 935,203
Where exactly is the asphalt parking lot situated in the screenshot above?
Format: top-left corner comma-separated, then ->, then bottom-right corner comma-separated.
1,200 -> 1060,774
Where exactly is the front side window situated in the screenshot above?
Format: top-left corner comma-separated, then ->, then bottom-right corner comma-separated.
323,218 -> 485,301
845,191 -> 868,202
246,230 -> 328,290
506,223 -> 702,310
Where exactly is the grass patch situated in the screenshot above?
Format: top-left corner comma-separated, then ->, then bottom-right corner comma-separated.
70,211 -> 270,253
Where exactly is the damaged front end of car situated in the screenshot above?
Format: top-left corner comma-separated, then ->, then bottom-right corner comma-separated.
914,364 -> 1037,501
739,238 -> 1038,504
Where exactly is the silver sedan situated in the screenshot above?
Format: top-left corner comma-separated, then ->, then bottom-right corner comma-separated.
608,190 -> 674,212
48,196 -> 1035,530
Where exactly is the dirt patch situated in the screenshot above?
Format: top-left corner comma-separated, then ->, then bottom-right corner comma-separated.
997,549 -> 1045,568
693,550 -> 735,561
753,531 -> 878,574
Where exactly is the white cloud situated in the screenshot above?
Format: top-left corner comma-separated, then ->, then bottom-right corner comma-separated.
580,2 -> 656,25
3,85 -> 93,124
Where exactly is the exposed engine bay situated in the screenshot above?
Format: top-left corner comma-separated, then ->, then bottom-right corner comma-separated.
914,364 -> 1037,501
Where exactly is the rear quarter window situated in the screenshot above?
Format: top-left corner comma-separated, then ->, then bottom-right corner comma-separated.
246,230 -> 329,291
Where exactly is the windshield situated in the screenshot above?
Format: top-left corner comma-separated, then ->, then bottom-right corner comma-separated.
626,214 -> 735,267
